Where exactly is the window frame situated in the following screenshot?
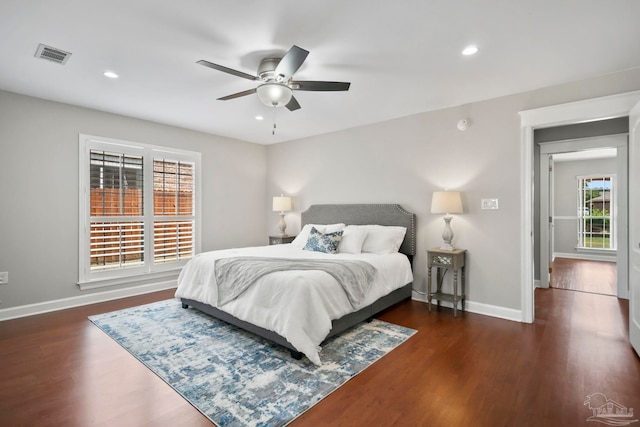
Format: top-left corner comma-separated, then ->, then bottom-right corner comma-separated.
78,134 -> 201,288
576,174 -> 616,251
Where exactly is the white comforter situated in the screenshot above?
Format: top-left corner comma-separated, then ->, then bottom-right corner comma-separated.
174,244 -> 413,365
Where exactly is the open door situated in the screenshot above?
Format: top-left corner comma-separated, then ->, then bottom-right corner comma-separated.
630,100 -> 640,357
539,153 -> 552,288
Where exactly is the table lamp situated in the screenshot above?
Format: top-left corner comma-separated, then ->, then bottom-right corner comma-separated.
272,195 -> 292,236
431,191 -> 463,250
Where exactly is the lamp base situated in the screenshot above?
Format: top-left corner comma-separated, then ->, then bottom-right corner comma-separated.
278,213 -> 288,237
440,215 -> 455,251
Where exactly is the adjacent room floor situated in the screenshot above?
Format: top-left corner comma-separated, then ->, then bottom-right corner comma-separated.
550,257 -> 617,296
0,287 -> 638,426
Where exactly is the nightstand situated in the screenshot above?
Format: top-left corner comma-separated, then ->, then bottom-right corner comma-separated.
426,248 -> 466,317
268,235 -> 296,245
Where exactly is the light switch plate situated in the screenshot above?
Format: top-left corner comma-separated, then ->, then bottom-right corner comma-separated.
481,198 -> 499,210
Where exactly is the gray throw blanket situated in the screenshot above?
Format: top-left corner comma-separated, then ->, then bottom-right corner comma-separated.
214,257 -> 377,308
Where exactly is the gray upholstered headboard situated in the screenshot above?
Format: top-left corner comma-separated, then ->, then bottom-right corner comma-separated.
300,204 -> 416,258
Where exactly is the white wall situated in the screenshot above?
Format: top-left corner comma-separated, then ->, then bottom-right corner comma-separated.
266,68 -> 640,317
0,90 -> 267,309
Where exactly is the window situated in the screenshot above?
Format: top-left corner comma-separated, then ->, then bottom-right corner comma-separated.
89,150 -> 145,271
79,135 -> 200,286
577,175 -> 615,250
153,159 -> 195,264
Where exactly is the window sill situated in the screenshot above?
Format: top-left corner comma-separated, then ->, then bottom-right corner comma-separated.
77,269 -> 181,291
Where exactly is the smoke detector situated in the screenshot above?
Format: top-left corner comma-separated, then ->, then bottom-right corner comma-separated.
457,118 -> 471,131
35,44 -> 72,65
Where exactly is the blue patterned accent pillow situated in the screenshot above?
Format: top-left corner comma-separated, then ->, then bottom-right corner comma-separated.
303,226 -> 344,254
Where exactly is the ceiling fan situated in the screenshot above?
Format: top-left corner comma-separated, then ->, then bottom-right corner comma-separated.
197,45 -> 350,111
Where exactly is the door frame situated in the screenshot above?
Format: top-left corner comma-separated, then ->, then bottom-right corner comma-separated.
538,137 -> 628,296
629,101 -> 640,356
538,151 -> 552,289
519,90 -> 640,323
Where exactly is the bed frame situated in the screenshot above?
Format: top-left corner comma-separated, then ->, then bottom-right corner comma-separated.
181,203 -> 416,359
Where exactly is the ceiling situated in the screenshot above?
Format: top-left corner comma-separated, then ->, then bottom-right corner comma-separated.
1,1 -> 640,145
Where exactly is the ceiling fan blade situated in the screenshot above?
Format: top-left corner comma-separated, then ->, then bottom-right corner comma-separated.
292,81 -> 351,91
274,45 -> 309,80
286,96 -> 301,111
217,88 -> 257,101
197,60 -> 258,81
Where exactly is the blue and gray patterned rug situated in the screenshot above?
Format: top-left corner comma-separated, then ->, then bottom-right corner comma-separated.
89,299 -> 416,427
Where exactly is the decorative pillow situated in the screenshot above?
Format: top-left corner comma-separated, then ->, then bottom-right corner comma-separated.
303,226 -> 344,254
291,223 -> 345,248
338,226 -> 368,254
352,225 -> 407,254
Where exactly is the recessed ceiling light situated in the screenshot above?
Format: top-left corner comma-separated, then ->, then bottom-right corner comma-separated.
104,70 -> 119,79
462,45 -> 478,56
255,115 -> 264,121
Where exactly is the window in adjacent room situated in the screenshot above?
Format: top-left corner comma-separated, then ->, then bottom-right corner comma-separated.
577,175 -> 615,250
79,134 -> 201,287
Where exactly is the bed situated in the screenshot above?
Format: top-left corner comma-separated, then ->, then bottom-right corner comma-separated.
176,204 -> 416,365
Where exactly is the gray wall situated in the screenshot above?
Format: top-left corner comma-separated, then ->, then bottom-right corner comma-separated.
553,156 -> 617,258
2,65 -> 640,315
0,90 -> 267,308
266,67 -> 640,312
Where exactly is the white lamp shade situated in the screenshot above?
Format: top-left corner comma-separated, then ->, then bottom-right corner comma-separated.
272,195 -> 292,212
431,191 -> 463,214
257,83 -> 293,108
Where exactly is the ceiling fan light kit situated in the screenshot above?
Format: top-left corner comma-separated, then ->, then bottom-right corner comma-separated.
198,45 -> 350,112
256,83 -> 293,108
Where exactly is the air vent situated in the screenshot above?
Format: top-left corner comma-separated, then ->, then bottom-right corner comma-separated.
35,44 -> 71,65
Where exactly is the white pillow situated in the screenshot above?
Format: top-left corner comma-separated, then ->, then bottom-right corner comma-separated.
338,226 -> 368,254
352,225 -> 407,254
291,223 -> 346,248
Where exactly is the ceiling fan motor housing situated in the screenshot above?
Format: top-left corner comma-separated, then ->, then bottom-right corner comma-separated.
258,58 -> 284,82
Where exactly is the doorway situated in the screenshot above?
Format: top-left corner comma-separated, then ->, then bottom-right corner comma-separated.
540,141 -> 624,298
551,150 -> 617,297
518,90 -> 640,324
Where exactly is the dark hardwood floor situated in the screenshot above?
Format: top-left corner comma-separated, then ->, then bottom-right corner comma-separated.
1,288 -> 638,427
550,257 -> 617,295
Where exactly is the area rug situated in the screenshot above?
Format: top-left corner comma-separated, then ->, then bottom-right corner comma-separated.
89,299 -> 416,427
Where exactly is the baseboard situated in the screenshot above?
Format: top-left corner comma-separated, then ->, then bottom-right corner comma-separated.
411,293 -> 522,323
5,285 -> 522,323
465,300 -> 522,322
553,252 -> 616,262
0,281 -> 177,321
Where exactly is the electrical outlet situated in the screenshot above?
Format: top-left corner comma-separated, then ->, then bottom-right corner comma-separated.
0,272 -> 8,285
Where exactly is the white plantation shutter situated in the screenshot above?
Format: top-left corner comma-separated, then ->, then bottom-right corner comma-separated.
79,135 -> 200,285
153,159 -> 195,263
154,220 -> 194,262
89,150 -> 145,271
